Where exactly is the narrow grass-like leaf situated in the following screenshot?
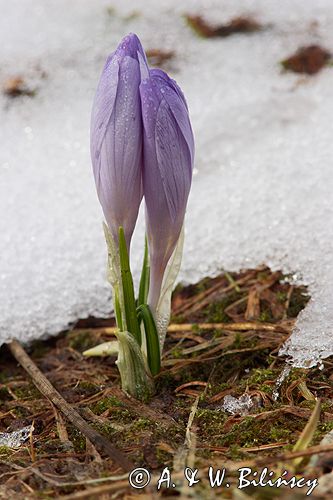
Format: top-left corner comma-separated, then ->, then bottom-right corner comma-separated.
118,226 -> 141,345
83,341 -> 119,357
137,304 -> 161,376
292,398 -> 321,467
138,236 -> 150,306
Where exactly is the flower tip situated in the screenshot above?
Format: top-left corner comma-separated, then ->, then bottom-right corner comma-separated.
116,33 -> 145,60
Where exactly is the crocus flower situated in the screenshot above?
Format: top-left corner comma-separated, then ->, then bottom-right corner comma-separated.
140,69 -> 194,311
90,33 -> 149,248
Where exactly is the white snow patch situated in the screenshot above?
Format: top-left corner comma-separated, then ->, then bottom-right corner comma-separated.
220,394 -> 254,416
1,0 -> 333,367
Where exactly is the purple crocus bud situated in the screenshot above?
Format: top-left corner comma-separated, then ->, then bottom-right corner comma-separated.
140,69 -> 194,311
90,33 -> 149,247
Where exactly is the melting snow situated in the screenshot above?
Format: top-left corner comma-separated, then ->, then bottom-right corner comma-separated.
221,394 -> 254,416
0,424 -> 33,449
1,0 -> 333,367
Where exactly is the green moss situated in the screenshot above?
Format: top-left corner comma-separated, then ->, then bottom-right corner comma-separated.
320,401 -> 333,412
269,426 -> 292,441
170,347 -> 183,359
299,400 -> 316,410
227,444 -> 245,460
247,368 -> 275,385
89,396 -> 124,415
237,367 -> 276,395
276,291 -> 288,303
92,422 -> 118,440
68,428 -> 86,452
13,383 -> 40,400
222,417 -> 263,447
197,409 -> 228,440
283,368 -> 302,383
257,271 -> 270,281
156,448 -> 173,466
315,421 -> 333,441
115,416 -> 182,451
131,417 -> 153,432
0,446 -> 14,457
232,333 -> 242,349
204,291 -> 243,323
259,309 -> 274,322
217,413 -> 303,448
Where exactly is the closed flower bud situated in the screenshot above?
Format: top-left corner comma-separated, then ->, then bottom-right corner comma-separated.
140,69 -> 194,310
90,33 -> 149,247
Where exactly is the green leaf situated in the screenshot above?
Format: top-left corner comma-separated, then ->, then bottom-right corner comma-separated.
118,227 -> 141,345
137,304 -> 161,376
138,236 -> 150,306
292,398 -> 321,467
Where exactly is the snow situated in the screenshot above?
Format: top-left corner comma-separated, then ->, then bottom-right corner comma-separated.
221,394 -> 254,416
1,0 -> 333,367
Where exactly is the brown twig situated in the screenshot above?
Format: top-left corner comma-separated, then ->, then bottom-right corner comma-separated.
232,442 -> 333,470
73,321 -> 290,336
7,339 -> 133,471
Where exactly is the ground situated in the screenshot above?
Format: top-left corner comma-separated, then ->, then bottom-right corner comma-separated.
1,267 -> 333,499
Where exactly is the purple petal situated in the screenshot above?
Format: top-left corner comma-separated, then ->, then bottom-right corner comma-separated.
155,99 -> 192,223
140,72 -> 194,309
161,87 -> 194,165
140,76 -> 193,231
115,33 -> 148,65
91,44 -> 144,246
149,68 -> 188,109
148,69 -> 194,163
90,54 -> 119,169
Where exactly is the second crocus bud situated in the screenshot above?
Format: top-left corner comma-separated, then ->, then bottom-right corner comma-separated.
140,69 -> 195,312
90,33 -> 148,249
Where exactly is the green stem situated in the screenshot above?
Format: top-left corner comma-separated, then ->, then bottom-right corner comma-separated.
138,236 -> 150,306
118,227 -> 141,345
137,304 -> 161,376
